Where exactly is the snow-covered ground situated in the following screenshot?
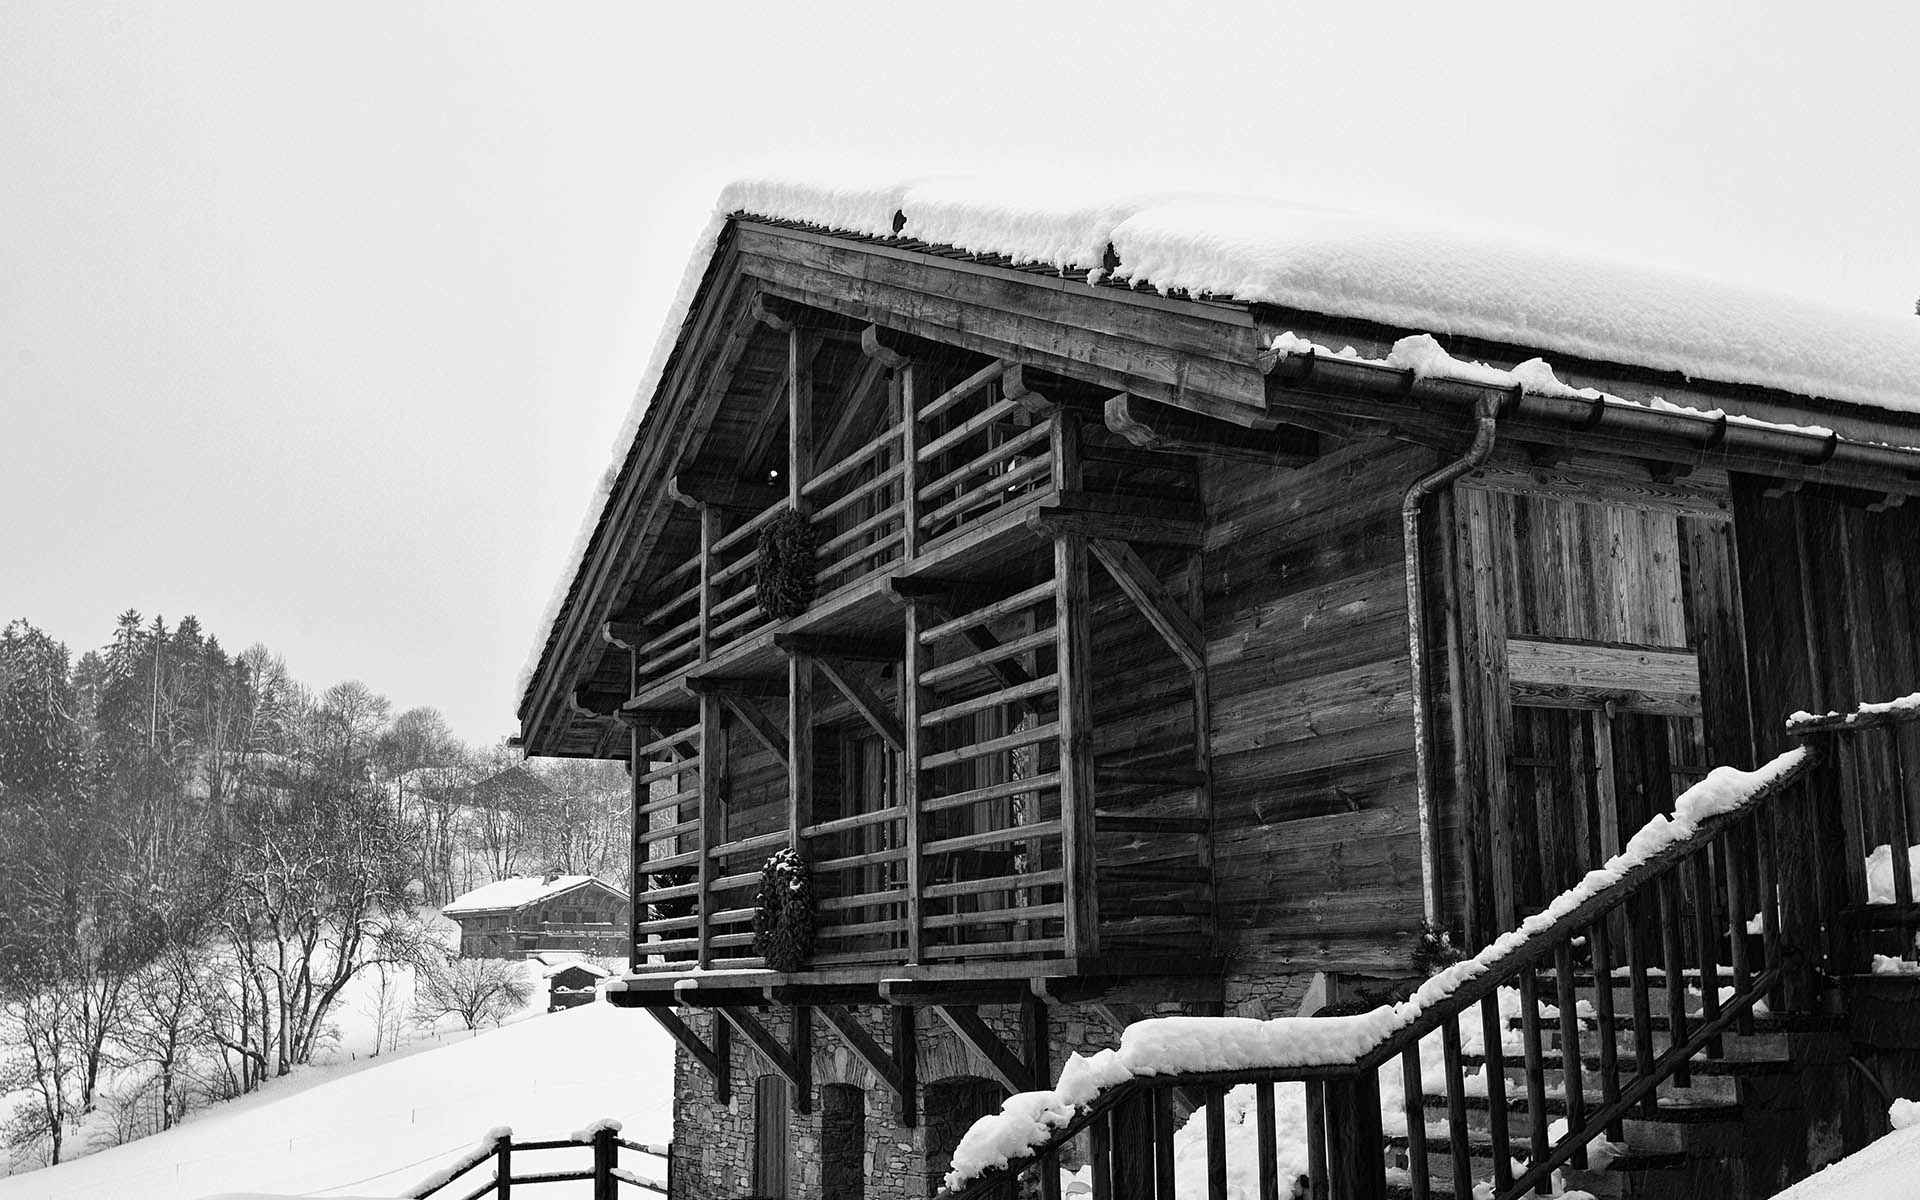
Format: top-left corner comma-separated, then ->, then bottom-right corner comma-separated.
1772,1101 -> 1920,1200
0,999 -> 674,1200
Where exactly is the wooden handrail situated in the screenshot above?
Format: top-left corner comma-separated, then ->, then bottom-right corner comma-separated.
938,727 -> 1861,1200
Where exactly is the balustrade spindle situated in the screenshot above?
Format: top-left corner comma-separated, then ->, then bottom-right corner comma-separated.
1397,1047 -> 1428,1200
1205,1086 -> 1228,1200
1691,852 -> 1724,1059
1553,943 -> 1588,1169
1657,874 -> 1691,1089
1479,993 -> 1514,1194
1089,1106 -> 1112,1200
1722,830 -> 1756,1037
1157,1086 -> 1180,1200
1439,1017 -> 1472,1200
1588,919 -> 1624,1140
1304,1080 -> 1327,1200
1516,968 -> 1551,1194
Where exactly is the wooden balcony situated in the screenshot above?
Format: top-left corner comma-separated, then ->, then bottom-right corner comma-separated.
615,352 -> 1217,992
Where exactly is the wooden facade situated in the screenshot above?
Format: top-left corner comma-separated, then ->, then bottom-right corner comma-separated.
518,213 -> 1920,1199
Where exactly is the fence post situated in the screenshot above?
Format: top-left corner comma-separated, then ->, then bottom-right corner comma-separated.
593,1126 -> 617,1200
1323,1073 -> 1386,1200
495,1133 -> 513,1200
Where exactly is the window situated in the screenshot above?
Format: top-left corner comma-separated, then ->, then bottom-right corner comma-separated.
752,1074 -> 790,1199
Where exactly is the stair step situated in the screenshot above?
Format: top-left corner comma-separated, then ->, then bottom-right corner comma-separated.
1388,1132 -> 1688,1174
1418,1090 -> 1741,1123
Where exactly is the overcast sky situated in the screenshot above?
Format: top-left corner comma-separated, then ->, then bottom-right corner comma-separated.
5,2 -> 1919,747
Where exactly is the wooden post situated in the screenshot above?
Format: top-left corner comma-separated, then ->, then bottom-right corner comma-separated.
1055,528 -> 1098,959
1323,1073 -> 1386,1200
1112,1087 -> 1155,1199
789,329 -> 813,507
900,362 -> 920,560
892,1004 -> 917,1128
1021,994 -> 1060,1200
495,1133 -> 513,1200
698,503 -> 719,662
697,693 -> 723,969
627,719 -> 643,970
789,653 -> 813,858
791,1004 -> 813,1115
591,1126 -> 617,1200
903,601 -> 926,963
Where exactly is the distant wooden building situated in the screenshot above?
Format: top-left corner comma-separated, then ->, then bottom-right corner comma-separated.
444,874 -> 630,958
517,184 -> 1920,1199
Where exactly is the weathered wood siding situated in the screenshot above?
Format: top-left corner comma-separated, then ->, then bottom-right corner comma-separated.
1733,478 -> 1920,949
1202,437 -> 1437,974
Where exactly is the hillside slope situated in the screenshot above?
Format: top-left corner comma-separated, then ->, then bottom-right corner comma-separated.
0,1002 -> 674,1200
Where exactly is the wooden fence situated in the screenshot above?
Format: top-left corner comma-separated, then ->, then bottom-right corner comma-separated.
411,1125 -> 669,1200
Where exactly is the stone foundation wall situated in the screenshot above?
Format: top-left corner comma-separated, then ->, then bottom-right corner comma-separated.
663,967 -> 1318,1200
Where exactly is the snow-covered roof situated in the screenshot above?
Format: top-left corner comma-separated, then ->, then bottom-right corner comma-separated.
443,875 -> 624,917
519,174 -> 1920,712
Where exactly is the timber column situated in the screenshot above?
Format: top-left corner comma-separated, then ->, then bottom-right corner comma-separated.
1051,411 -> 1099,958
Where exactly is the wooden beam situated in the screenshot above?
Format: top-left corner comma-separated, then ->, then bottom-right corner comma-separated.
902,603 -> 927,964
815,657 -> 906,754
716,1007 -> 810,1112
696,694 -> 722,969
788,652 -> 813,856
773,632 -> 904,661
1104,391 -> 1311,465
893,1004 -> 918,1128
751,292 -> 797,331
932,1004 -> 1034,1094
685,676 -> 786,700
789,328 -> 814,506
1089,539 -> 1204,671
1004,364 -> 1055,415
670,468 -> 784,514
645,1007 -> 727,1090
1027,492 -> 1205,549
720,695 -> 788,768
817,1005 -> 908,1100
861,324 -> 910,368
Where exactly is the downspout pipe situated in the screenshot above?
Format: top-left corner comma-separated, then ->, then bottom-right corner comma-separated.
1405,393 -> 1504,931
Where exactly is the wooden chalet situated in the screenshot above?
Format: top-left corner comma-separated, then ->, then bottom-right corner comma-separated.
518,186 -> 1920,1199
444,874 -> 630,958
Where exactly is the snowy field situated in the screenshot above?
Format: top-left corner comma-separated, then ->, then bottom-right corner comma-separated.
0,999 -> 674,1200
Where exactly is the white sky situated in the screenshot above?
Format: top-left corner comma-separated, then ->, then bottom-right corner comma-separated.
5,2 -> 1919,747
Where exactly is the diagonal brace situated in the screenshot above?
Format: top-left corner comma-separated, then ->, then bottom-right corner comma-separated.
1090,539 -> 1204,671
933,1004 -> 1035,1094
815,658 -> 906,753
645,1007 -> 728,1096
720,695 -> 789,767
717,1006 -> 812,1113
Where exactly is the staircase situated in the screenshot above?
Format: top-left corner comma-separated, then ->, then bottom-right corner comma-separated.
1388,971 -> 1847,1198
938,697 -> 1920,1200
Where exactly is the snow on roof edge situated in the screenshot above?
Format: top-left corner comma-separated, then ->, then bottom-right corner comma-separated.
443,874 -> 624,916
519,176 -> 1920,737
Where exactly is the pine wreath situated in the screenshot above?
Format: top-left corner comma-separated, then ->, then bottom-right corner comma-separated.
752,848 -> 814,973
755,508 -> 819,620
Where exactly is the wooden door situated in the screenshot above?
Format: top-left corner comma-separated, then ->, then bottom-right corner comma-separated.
1452,459 -> 1741,944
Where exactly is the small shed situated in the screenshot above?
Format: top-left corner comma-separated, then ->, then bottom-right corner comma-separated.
539,957 -> 612,1011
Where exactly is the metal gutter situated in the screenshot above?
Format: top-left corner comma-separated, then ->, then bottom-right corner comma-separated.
1267,349 -> 1920,479
1403,395 -> 1503,930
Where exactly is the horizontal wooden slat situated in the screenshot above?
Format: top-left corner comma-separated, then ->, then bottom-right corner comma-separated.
924,868 -> 1064,901
802,806 -> 906,839
636,725 -> 700,758
813,846 -> 909,873
917,421 -> 1051,502
922,720 -> 1060,771
636,785 -> 699,818
918,579 -> 1056,645
921,771 -> 1062,815
922,937 -> 1066,960
638,850 -> 700,873
710,501 -> 786,556
636,758 -> 700,787
917,360 -> 1007,425
925,902 -> 1064,930
920,674 -> 1059,726
816,888 -> 909,913
643,581 -> 699,626
815,529 -> 905,583
803,425 -> 904,499
812,463 -> 903,525
817,501 -> 906,559
709,830 -> 790,860
1506,638 -> 1700,703
918,456 -> 1051,530
922,627 -> 1055,689
919,395 -> 1024,464
923,819 -> 1062,858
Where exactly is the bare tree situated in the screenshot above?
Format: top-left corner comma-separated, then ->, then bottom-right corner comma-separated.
413,955 -> 533,1031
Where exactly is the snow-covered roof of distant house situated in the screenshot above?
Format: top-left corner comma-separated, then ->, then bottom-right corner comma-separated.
518,175 -> 1920,708
443,875 -> 625,917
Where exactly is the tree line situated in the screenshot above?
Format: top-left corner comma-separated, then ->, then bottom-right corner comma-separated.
0,612 -> 627,1168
